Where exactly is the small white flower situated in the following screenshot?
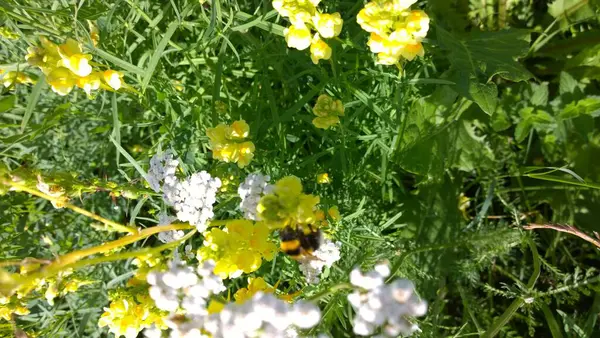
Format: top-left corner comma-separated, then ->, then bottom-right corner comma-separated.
291,301 -> 321,329
298,240 -> 341,284
238,173 -> 270,220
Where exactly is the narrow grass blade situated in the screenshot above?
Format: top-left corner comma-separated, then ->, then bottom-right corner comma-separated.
141,22 -> 179,92
21,74 -> 45,132
109,135 -> 147,179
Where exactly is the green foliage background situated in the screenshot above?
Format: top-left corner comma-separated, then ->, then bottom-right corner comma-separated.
1,0 -> 600,337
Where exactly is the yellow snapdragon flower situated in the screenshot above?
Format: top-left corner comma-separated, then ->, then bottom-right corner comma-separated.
273,0 -> 343,64
357,0 -> 429,66
207,120 -> 256,168
284,22 -> 312,50
198,220 -> 277,279
99,295 -> 166,338
257,176 -> 320,229
312,94 -> 344,129
0,296 -> 29,321
25,36 -> 126,96
309,34 -> 331,64
312,12 -> 343,38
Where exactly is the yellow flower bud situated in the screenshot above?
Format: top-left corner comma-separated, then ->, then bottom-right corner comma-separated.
310,34 -> 332,64
284,22 -> 312,50
328,205 -> 341,221
312,12 -> 343,38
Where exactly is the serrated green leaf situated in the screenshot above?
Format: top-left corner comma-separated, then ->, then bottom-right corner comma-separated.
561,97 -> 600,118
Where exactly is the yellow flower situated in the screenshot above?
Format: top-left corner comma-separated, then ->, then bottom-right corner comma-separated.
357,1 -> 429,66
273,0 -> 316,25
47,67 -> 76,96
207,120 -> 255,168
257,176 -> 320,229
316,173 -> 331,184
45,282 -> 58,305
234,277 -> 274,304
76,71 -> 102,96
207,299 -> 226,314
198,220 -> 278,279
312,12 -> 343,38
58,38 -> 93,77
0,297 -> 29,321
103,70 -> 124,90
1,71 -> 35,88
312,94 -> 344,129
99,295 -> 166,338
309,34 -> 332,64
328,205 -> 341,221
284,22 -> 312,50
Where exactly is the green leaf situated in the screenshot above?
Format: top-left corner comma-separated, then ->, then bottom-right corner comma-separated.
559,71 -> 579,95
21,74 -> 46,132
549,0 -> 595,29
0,95 -> 16,113
560,97 -> 600,118
437,26 -> 533,82
141,22 -> 179,92
467,80 -> 498,115
529,82 -> 549,106
515,118 -> 533,142
453,120 -> 496,171
491,108 -> 511,131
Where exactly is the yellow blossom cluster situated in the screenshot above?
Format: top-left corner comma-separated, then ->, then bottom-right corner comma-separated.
357,0 -> 430,66
198,220 -> 278,279
314,205 -> 342,227
25,37 -> 125,96
99,294 -> 166,338
0,296 -> 29,321
273,0 -> 343,64
207,120 -> 255,168
257,176 -> 320,230
1,70 -> 35,88
312,94 -> 344,129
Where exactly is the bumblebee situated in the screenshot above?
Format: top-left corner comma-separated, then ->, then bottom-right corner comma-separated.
279,224 -> 322,259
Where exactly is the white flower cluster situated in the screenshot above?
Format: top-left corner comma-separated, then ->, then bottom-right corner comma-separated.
163,171 -> 221,232
237,173 -> 271,220
204,292 -> 321,338
147,260 -> 226,315
347,263 -> 427,337
298,240 -> 341,284
146,150 -> 180,193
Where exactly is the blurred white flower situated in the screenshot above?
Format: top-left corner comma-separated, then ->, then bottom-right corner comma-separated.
298,240 -> 341,284
146,150 -> 180,193
348,263 -> 427,336
204,292 -> 321,338
238,173 -> 270,220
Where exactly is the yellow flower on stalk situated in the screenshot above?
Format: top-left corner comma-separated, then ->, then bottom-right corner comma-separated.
234,277 -> 274,304
312,94 -> 344,129
207,120 -> 255,168
284,22 -> 312,50
88,20 -> 100,46
47,67 -> 76,96
76,71 -> 102,96
312,12 -> 343,38
309,34 -> 331,64
257,176 -> 320,230
0,296 -> 30,321
357,0 -> 429,66
316,173 -> 331,184
273,0 -> 316,25
198,220 -> 277,279
58,38 -> 93,77
99,295 -> 166,338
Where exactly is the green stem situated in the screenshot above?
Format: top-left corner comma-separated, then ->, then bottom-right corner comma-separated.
307,283 -> 354,302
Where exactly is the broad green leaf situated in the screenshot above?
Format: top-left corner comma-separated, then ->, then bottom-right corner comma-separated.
437,27 -> 533,82
467,80 -> 498,115
559,71 -> 579,95
566,43 -> 600,69
529,82 -> 549,106
453,120 -> 495,172
491,108 -> 511,132
515,118 -> 533,142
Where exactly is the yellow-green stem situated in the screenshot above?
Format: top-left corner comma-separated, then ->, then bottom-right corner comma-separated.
3,179 -> 137,233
